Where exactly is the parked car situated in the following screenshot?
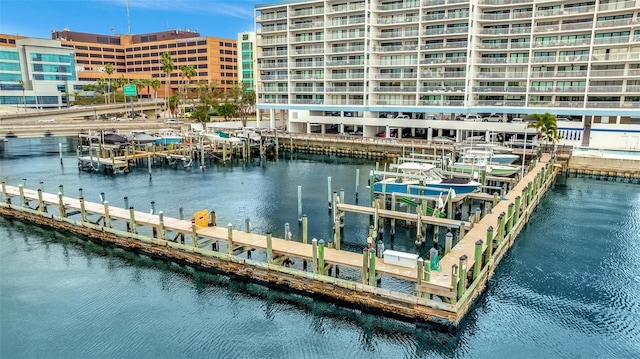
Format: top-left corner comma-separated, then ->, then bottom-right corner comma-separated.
38,118 -> 55,123
377,131 -> 397,138
165,119 -> 182,124
556,116 -> 571,122
483,114 -> 504,122
509,117 -> 525,123
456,114 -> 482,121
432,136 -> 454,143
133,112 -> 148,119
395,114 -> 410,119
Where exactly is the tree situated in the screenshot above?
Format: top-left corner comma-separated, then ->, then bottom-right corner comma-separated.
161,52 -> 174,118
217,102 -> 237,121
528,112 -> 560,145
96,78 -> 106,104
104,62 -> 114,104
179,65 -> 196,98
229,83 -> 256,127
168,94 -> 180,117
150,78 -> 161,100
18,79 -> 25,112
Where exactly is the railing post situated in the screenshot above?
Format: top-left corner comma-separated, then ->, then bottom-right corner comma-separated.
302,214 -> 308,244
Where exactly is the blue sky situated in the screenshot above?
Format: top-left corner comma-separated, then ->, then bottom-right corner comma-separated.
0,0 -> 267,40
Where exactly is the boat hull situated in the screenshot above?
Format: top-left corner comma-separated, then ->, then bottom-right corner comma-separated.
373,181 -> 480,196
450,164 -> 519,177
155,137 -> 182,145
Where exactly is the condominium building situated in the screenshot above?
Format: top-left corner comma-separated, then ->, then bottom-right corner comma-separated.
51,29 -> 238,98
238,32 -> 257,89
254,0 -> 640,131
0,34 -> 85,109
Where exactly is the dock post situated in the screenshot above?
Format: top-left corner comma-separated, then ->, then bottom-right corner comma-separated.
457,255 -> 467,298
497,213 -> 505,244
485,226 -> 494,263
431,224 -> 439,247
302,215 -> 308,244
416,211 -> 422,245
39,181 -> 44,192
332,191 -> 338,214
246,218 -> 251,233
1,182 -> 7,204
192,222 -> 199,247
78,187 -> 83,199
297,185 -> 302,222
368,248 -> 376,286
327,176 -> 332,212
266,232 -> 273,263
312,238 -> 318,274
445,231 -> 453,254
59,143 -> 63,164
506,203 -> 514,235
493,192 -> 499,208
451,264 -> 458,304
179,208 -> 185,243
447,190 -> 453,219
103,201 -> 110,228
355,169 -> 360,202
459,221 -> 466,241
514,196 -> 521,223
318,240 -> 325,275
158,211 -> 165,240
147,153 -> 152,177
123,196 -> 129,210
284,222 -> 290,240
362,248 -> 369,284
150,201 -> 156,215
334,218 -> 341,250
339,188 -> 345,205
369,170 -> 374,206
129,207 -> 136,233
424,259 -> 431,282
37,189 -> 44,212
79,198 -> 87,222
227,224 -> 233,256
18,184 -> 25,207
58,192 -> 66,217
417,258 -> 424,286
58,184 -> 64,196
473,240 -> 483,280
475,207 -> 481,223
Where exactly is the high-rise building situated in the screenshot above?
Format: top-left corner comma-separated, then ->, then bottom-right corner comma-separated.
238,32 -> 257,90
0,34 -> 84,109
51,29 -> 238,98
254,0 -> 640,131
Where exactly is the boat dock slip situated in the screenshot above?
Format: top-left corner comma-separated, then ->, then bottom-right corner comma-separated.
0,153 -> 557,327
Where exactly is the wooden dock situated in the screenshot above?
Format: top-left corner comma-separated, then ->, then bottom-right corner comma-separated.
0,153 -> 558,327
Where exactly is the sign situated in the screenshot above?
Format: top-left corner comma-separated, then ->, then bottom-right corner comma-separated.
123,84 -> 137,97
193,209 -> 209,229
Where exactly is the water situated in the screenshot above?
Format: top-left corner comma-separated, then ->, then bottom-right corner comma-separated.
1,137 -> 640,358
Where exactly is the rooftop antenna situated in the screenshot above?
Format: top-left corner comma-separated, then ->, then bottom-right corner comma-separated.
126,0 -> 131,34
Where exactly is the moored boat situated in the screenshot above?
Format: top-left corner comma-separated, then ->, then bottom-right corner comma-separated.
154,129 -> 182,145
373,162 -> 481,196
128,130 -> 158,145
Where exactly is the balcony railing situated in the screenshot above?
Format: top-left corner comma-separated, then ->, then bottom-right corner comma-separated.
588,86 -> 623,92
329,3 -> 366,13
372,45 -> 419,52
374,73 -> 418,79
377,2 -> 420,11
329,73 -> 365,79
292,99 -> 325,104
292,62 -> 324,68
258,62 -> 288,69
331,46 -> 366,53
290,22 -> 324,30
593,36 -> 630,45
598,0 -> 636,11
590,69 -> 625,77
376,16 -> 420,25
326,86 -> 364,92
326,59 -> 365,66
479,0 -> 530,5
421,71 -> 466,78
260,75 -> 288,81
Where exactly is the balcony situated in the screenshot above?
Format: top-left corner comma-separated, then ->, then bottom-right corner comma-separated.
259,25 -> 288,33
375,16 -> 420,25
588,86 -> 623,93
290,9 -> 314,17
590,69 -> 625,77
331,45 -> 366,53
292,98 -> 324,104
329,73 -> 365,79
374,73 -> 418,79
261,38 -> 287,46
374,86 -> 417,92
293,87 -> 323,93
479,13 -> 511,21
376,2 -> 420,11
326,86 -> 364,92
329,3 -> 366,13
292,62 -> 324,68
598,0 -> 636,12
260,75 -> 288,81
477,43 -> 509,50
593,36 -> 630,45
372,45 -> 419,52
290,22 -> 324,30
421,71 -> 466,78
262,50 -> 288,57
478,0 -> 530,5
258,62 -> 288,69
326,59 -> 365,66
291,48 -> 326,55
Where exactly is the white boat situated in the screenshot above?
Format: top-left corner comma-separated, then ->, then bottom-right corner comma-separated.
461,149 -> 519,165
128,130 -> 158,145
450,157 -> 520,177
373,162 -> 481,196
201,131 -> 242,144
154,129 -> 183,145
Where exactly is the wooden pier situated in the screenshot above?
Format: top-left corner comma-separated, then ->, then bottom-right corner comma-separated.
0,154 -> 558,327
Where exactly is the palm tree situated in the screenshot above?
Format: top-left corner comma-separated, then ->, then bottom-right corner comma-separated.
161,52 -> 174,118
96,78 -> 106,104
104,62 -> 114,104
150,78 -> 161,116
18,80 -> 25,112
528,112 -> 560,150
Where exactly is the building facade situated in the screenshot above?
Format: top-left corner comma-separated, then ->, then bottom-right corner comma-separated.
0,34 -> 85,109
254,0 -> 640,136
238,31 -> 257,89
51,29 -> 239,98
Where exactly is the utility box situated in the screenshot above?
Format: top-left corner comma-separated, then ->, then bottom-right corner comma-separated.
383,249 -> 419,268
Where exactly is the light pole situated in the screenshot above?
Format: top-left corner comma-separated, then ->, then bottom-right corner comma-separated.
521,123 -> 527,179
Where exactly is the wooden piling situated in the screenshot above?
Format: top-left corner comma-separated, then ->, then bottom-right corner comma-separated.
362,247 -> 369,284
37,189 -> 44,212
445,231 -> 453,254
451,264 -> 458,304
318,240 -> 325,275
103,201 -> 110,227
158,211 -> 165,240
312,238 -> 318,274
302,215 -> 308,244
457,255 -> 467,298
128,206 -> 136,233
485,226 -> 494,262
79,197 -> 87,222
506,203 -> 514,235
368,248 -> 376,286
227,224 -> 233,255
266,232 -> 273,263
18,184 -> 25,207
473,240 -> 483,280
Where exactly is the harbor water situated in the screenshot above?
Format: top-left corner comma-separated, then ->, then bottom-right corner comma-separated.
1,137 -> 639,358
